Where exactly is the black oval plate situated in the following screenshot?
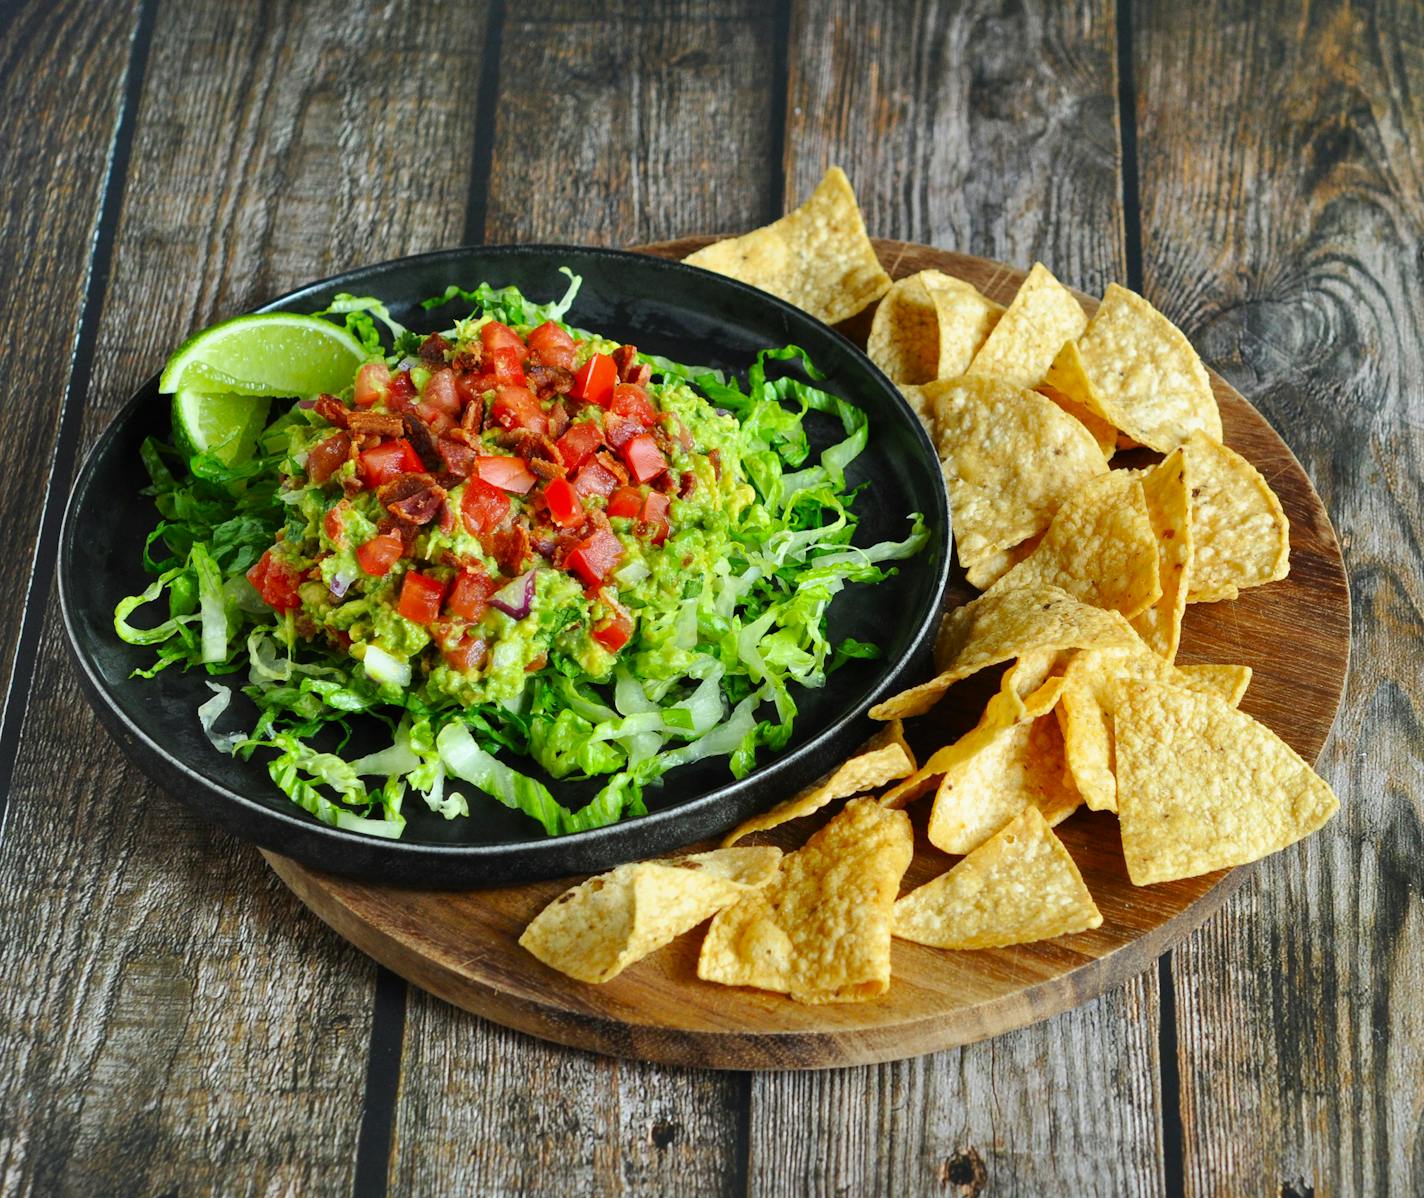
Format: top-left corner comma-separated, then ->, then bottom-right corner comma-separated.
60,245 -> 951,886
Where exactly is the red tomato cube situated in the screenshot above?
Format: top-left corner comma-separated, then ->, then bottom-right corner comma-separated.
543,477 -> 584,528
397,571 -> 446,625
355,533 -> 405,577
606,486 -> 643,519
445,568 -> 497,621
610,383 -> 657,428
473,456 -> 537,494
621,432 -> 667,483
490,385 -> 548,435
527,321 -> 576,371
555,421 -> 603,470
565,529 -> 624,586
569,352 -> 617,407
461,476 -> 512,534
359,439 -> 424,488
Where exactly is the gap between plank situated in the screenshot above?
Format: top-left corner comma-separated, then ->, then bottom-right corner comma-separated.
1117,4 -> 1186,1195
768,0 -> 792,215
350,6 -> 510,1194
0,0 -> 157,846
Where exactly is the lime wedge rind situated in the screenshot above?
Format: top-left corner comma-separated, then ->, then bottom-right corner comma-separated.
172,389 -> 272,466
158,312 -> 369,398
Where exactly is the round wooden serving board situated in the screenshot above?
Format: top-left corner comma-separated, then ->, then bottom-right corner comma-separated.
264,240 -> 1349,1070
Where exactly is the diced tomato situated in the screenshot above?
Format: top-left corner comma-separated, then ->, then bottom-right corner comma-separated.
480,321 -> 528,361
555,421 -> 603,470
490,385 -> 548,435
455,369 -> 495,409
474,455 -> 536,494
359,439 -> 424,488
606,486 -> 643,519
355,533 -> 404,577
543,477 -> 584,528
640,491 -> 670,545
397,571 -> 446,625
307,432 -> 350,485
414,402 -> 456,437
610,383 -> 657,429
443,635 -> 488,673
354,361 -> 391,408
323,503 -> 347,546
569,352 -> 617,407
621,432 -> 667,483
246,549 -> 303,613
387,370 -> 416,410
421,367 -> 461,416
526,321 -> 576,370
592,611 -> 634,653
565,528 -> 624,586
446,568 -> 497,621
461,476 -> 511,534
572,460 -> 619,500
487,345 -> 526,385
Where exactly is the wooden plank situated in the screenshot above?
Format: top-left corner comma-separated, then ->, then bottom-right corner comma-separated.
1132,2 -> 1424,1193
385,2 -> 775,1191
748,1 -> 1168,1193
0,3 -> 487,1194
0,0 -> 140,700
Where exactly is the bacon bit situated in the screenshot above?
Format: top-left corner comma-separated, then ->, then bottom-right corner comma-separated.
525,652 -> 549,673
593,451 -> 629,486
307,432 -> 351,484
377,514 -> 421,553
627,363 -> 652,387
378,473 -> 446,526
708,448 -> 722,479
461,394 -> 484,431
653,470 -> 679,495
490,523 -> 532,575
525,360 -> 575,400
438,499 -> 455,535
508,430 -> 560,463
451,348 -> 481,373
546,400 -> 571,441
314,395 -> 350,428
528,457 -> 566,482
611,345 -> 638,381
419,333 -> 452,367
348,411 -> 404,437
400,411 -> 442,471
436,437 -> 477,478
679,470 -> 697,498
652,425 -> 678,458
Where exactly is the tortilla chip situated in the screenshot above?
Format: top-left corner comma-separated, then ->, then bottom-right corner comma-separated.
1129,449 -> 1194,661
985,471 -> 1162,620
929,375 -> 1109,570
1115,681 -> 1339,884
927,710 -> 1083,854
869,271 -> 1004,384
963,533 -> 1042,590
683,167 -> 891,325
1180,431 -> 1290,603
520,847 -> 781,983
871,585 -> 1137,720
897,383 -> 937,438
722,721 -> 914,845
1037,378 -> 1119,458
895,808 -> 1101,949
966,262 -> 1088,389
698,799 -> 912,1003
1045,285 -> 1222,452
1058,642 -> 1253,812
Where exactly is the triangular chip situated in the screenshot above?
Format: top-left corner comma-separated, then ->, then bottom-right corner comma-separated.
683,167 -> 891,325
1129,449 -> 1194,660
871,586 -> 1137,720
1115,681 -> 1338,884
985,470 -> 1161,619
1058,642 -> 1253,812
966,262 -> 1088,389
962,532 -> 1041,590
894,808 -> 1101,949
929,375 -> 1109,569
927,711 -> 1082,854
897,382 -> 937,438
722,721 -> 914,845
520,847 -> 781,983
1037,378 -> 1119,458
698,799 -> 912,1003
1180,431 -> 1290,602
869,271 -> 1003,384
1044,285 -> 1221,452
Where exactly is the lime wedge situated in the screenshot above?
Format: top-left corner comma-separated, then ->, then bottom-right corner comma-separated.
172,386 -> 271,465
159,312 -> 369,398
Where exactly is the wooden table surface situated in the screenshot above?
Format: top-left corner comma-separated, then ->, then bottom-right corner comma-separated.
1,1 -> 1418,1194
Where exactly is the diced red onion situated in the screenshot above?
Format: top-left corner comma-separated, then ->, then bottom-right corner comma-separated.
533,536 -> 557,558
328,566 -> 357,601
490,570 -> 537,619
298,399 -> 317,409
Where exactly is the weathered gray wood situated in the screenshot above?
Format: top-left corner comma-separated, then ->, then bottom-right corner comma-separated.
748,2 -> 1167,1194
0,3 -> 487,1194
0,0 -> 141,699
1133,2 -> 1424,1193
385,2 -> 775,1191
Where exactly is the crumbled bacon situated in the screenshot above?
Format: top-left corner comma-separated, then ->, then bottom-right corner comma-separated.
348,411 -> 404,437
490,522 -> 532,575
508,430 -> 560,463
546,399 -> 571,441
314,395 -> 350,428
525,359 -> 575,400
451,348 -> 481,373
461,394 -> 484,431
593,451 -> 629,486
401,411 -> 443,471
378,473 -> 446,526
436,437 -> 477,478
419,333 -> 452,367
679,470 -> 697,498
528,456 -> 566,482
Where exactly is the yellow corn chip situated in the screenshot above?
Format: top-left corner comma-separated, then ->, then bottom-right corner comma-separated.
683,167 -> 891,325
722,721 -> 914,845
1045,285 -> 1221,452
871,586 -> 1137,720
1129,449 -> 1194,661
698,799 -> 912,1003
930,375 -> 1109,570
985,471 -> 1162,620
869,271 -> 1003,384
1115,681 -> 1339,885
1058,642 -> 1253,812
520,847 -> 781,983
1180,431 -> 1290,603
926,710 -> 1082,854
895,808 -> 1101,949
966,262 -> 1088,389
1038,380 -> 1119,458
896,382 -> 937,438
963,533 -> 1042,590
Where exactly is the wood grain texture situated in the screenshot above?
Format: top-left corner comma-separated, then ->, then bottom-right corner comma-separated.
267,245 -> 1347,1083
380,4 -> 776,1191
0,0 -> 141,701
1133,2 -> 1423,1194
0,3 -> 486,1195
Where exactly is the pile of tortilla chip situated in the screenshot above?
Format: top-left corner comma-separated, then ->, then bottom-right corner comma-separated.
515,171 -> 1336,1003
